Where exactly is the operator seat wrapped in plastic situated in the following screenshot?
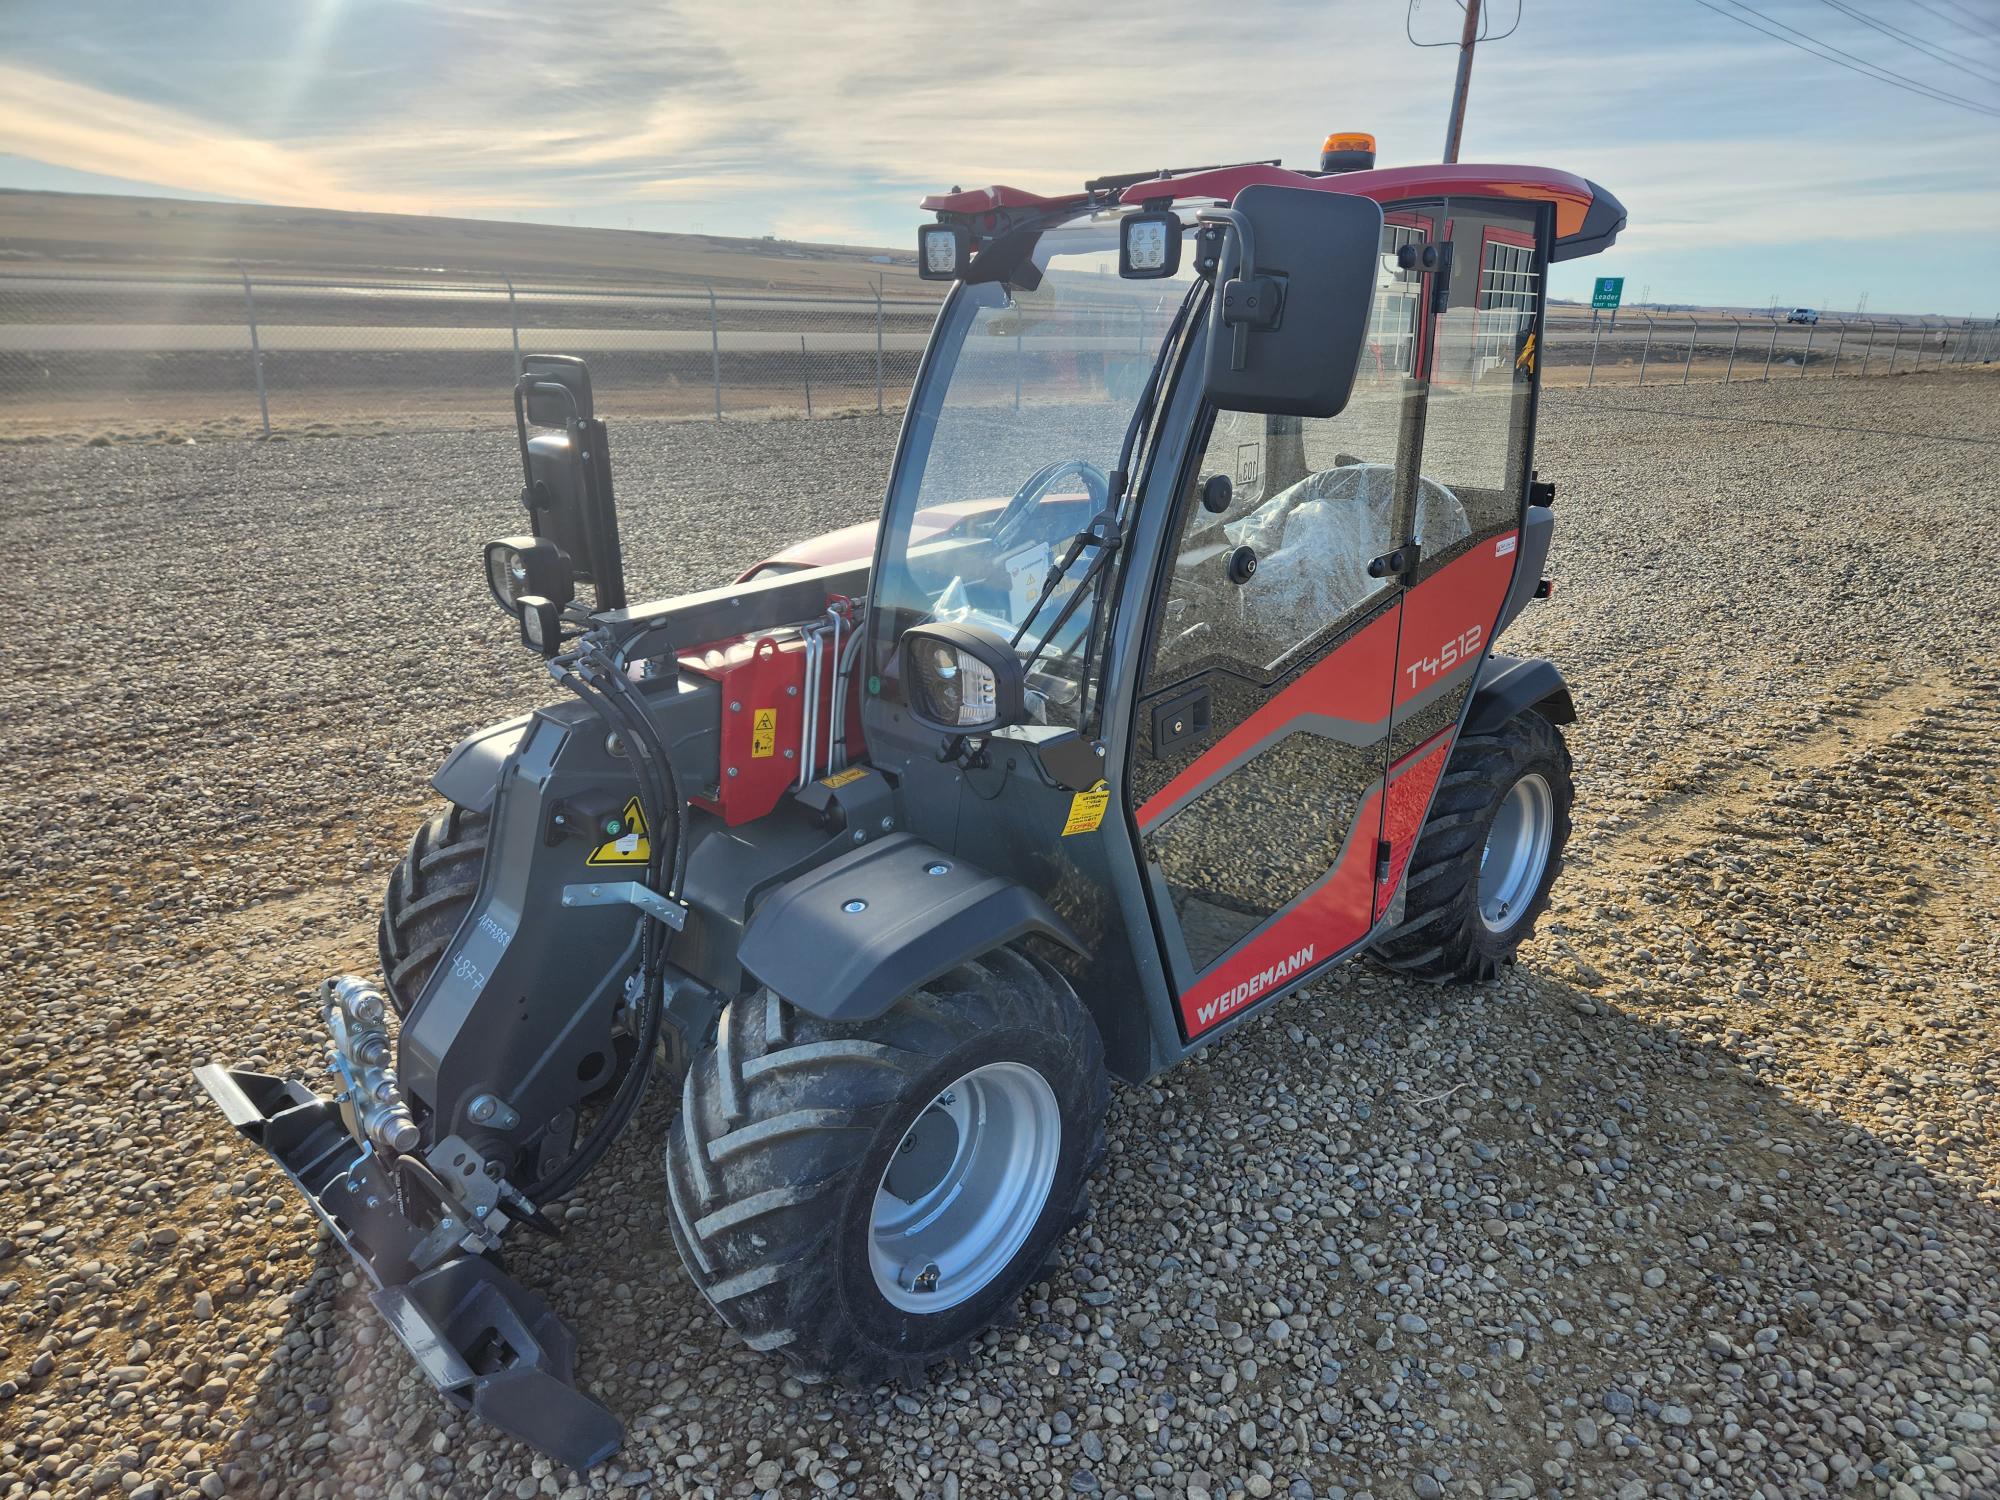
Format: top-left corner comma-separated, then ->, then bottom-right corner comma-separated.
1224,462 -> 1469,637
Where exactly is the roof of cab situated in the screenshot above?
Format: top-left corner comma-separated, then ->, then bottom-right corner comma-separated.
922,162 -> 1626,262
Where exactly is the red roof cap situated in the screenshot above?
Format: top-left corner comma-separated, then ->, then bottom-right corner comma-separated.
919,184 -> 1090,215
1117,161 -> 1601,241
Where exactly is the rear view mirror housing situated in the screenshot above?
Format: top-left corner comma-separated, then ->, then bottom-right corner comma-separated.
513,355 -> 627,612
1200,185 -> 1384,419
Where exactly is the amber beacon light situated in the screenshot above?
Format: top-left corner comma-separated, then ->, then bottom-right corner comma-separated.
1320,132 -> 1377,174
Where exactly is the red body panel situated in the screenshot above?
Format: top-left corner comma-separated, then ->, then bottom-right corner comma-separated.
678,631 -> 863,826
1374,734 -> 1453,921
1134,610 -> 1398,834
1114,162 -> 1599,241
919,184 -> 1091,216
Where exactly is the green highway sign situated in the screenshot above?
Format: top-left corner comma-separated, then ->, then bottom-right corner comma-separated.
1592,276 -> 1625,310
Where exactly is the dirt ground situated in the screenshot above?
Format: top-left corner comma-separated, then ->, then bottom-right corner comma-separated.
2,370 -> 1998,1500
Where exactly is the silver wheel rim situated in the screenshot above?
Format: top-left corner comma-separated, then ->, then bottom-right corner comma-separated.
870,1060 -> 1062,1313
1478,772 -> 1554,935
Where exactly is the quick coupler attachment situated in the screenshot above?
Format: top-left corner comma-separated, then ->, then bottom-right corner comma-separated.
192,976 -> 624,1471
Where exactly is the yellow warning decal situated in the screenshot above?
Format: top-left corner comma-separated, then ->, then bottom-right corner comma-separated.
751,707 -> 777,759
586,796 -> 650,867
819,765 -> 869,790
1061,781 -> 1111,837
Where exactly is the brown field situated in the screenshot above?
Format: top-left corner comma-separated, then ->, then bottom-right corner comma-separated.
0,189 -> 925,296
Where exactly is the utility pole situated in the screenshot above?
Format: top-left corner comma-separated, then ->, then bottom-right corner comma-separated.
1442,0 -> 1483,164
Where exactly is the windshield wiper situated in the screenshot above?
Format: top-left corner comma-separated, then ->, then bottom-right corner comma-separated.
1010,286 -> 1199,677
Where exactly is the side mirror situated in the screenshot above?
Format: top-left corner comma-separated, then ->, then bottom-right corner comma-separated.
513,355 -> 627,612
1200,185 -> 1384,419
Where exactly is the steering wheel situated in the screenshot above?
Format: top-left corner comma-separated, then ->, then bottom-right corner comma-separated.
990,458 -> 1109,553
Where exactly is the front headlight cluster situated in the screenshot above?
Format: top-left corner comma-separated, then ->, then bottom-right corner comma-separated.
900,623 -> 1026,735
484,535 -> 573,617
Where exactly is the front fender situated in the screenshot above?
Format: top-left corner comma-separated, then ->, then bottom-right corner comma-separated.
431,714 -> 534,813
737,833 -> 1083,1023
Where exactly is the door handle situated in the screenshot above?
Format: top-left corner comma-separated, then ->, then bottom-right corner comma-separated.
1151,685 -> 1212,757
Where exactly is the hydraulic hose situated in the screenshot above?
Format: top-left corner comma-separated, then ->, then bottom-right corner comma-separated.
528,637 -> 688,1203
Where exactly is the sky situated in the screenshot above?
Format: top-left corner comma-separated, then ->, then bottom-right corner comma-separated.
2,0 -> 1997,315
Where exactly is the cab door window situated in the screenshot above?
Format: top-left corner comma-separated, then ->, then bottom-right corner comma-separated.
1147,212 -> 1440,692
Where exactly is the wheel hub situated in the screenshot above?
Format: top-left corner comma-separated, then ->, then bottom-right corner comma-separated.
1478,771 -> 1554,936
869,1061 -> 1061,1313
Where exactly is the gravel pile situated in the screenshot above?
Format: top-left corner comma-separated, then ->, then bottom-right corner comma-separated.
2,371 -> 1997,1500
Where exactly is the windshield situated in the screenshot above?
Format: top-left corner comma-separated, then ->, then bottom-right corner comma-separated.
872,216 -> 1197,727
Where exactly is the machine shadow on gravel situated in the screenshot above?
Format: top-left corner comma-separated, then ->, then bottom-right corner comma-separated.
213,961 -> 2000,1496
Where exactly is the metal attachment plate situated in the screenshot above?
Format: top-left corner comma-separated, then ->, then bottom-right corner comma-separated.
559,881 -> 687,930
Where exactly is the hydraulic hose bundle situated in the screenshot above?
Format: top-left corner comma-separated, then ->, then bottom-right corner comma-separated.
531,625 -> 689,1201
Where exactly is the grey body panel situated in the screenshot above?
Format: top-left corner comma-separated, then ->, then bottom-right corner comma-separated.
1492,504 -> 1553,639
738,833 -> 1081,1022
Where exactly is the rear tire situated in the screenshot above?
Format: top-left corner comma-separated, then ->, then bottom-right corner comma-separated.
1373,710 -> 1572,982
664,945 -> 1108,1385
378,803 -> 489,1017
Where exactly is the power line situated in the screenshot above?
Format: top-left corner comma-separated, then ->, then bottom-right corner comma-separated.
1914,0 -> 2000,42
1812,0 -> 2000,85
1688,0 -> 2000,117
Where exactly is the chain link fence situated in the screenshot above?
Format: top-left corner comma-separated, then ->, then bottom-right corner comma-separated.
1,268 -> 1993,439
0,268 -> 946,439
1546,305 -> 1998,389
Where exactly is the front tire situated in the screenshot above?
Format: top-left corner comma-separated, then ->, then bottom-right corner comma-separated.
1373,710 -> 1573,982
378,803 -> 488,1017
664,946 -> 1108,1385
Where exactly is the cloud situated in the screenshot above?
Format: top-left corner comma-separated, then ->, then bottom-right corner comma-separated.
0,64 -> 448,213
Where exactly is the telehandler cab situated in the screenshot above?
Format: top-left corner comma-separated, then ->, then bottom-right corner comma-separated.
197,144 -> 1626,1468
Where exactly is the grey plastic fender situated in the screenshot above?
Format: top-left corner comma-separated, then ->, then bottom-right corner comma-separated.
431,714 -> 533,813
737,833 -> 1083,1022
1464,655 -> 1576,737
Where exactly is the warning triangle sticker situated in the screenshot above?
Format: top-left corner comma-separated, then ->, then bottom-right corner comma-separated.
585,796 -> 650,867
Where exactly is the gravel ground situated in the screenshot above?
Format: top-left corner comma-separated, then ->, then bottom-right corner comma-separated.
3,369 -> 1998,1500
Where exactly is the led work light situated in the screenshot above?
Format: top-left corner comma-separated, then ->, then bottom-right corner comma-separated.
1119,211 -> 1182,280
917,224 -> 971,281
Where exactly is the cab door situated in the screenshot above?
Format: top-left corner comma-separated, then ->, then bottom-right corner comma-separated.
1376,203 -> 1549,917
1128,209 -> 1439,1040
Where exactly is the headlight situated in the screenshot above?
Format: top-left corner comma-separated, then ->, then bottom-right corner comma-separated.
484,535 -> 573,617
899,623 -> 1026,735
517,595 -> 562,658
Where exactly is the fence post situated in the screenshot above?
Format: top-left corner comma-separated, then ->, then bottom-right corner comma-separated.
1830,319 -> 1846,379
1637,315 -> 1655,386
1888,320 -> 1903,374
800,334 -> 812,417
706,282 -> 723,419
1725,319 -> 1743,384
503,273 -> 522,382
1798,318 -> 1814,377
236,262 -> 271,439
1762,319 -> 1779,381
873,279 -> 884,415
1861,320 -> 1876,378
1587,313 -> 1603,388
1681,316 -> 1698,384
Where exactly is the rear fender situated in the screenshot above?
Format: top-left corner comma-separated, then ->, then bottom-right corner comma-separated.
1463,654 -> 1576,737
737,833 -> 1083,1022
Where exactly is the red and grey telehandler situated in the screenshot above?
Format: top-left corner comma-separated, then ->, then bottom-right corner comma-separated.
197,136 -> 1625,1467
